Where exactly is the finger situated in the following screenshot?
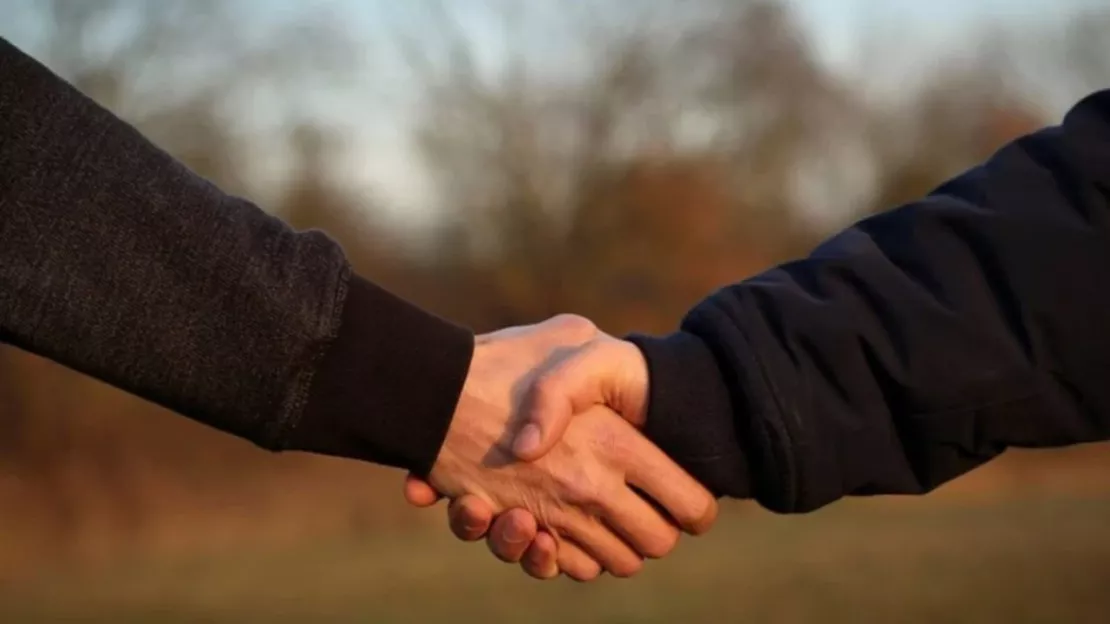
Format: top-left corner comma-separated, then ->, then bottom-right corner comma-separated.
487,509 -> 538,562
522,531 -> 560,580
515,339 -> 647,461
559,513 -> 643,578
403,474 -> 442,507
597,487 -> 680,559
511,347 -> 587,461
621,437 -> 719,535
448,495 -> 496,541
556,539 -> 603,582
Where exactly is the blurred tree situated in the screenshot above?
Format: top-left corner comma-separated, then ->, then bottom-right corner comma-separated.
1061,9 -> 1110,101
3,0 -> 1109,577
406,0 -> 860,332
0,0 -> 416,567
865,54 -> 1048,214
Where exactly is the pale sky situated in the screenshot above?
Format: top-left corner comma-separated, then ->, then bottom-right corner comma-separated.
331,0 -> 1106,226
3,0 -> 1105,228
793,0 -> 1101,67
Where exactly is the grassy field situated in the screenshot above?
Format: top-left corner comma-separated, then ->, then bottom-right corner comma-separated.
2,494 -> 1109,624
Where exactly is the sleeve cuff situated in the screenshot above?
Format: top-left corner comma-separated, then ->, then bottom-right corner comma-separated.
286,274 -> 475,476
626,331 -> 752,498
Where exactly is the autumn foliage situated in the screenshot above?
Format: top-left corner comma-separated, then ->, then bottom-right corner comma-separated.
1,0 -> 1108,576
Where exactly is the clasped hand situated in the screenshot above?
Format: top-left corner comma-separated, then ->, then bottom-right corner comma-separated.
403,315 -> 717,581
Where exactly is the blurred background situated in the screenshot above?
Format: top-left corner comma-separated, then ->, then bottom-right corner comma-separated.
2,0 -> 1110,622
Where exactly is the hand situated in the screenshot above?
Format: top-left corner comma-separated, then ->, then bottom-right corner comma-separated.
511,331 -> 650,460
407,325 -> 705,580
406,316 -> 714,579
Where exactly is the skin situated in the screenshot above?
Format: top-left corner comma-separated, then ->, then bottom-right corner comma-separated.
409,324 -> 694,580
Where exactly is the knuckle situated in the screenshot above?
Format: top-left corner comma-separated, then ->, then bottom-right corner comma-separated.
562,477 -> 603,507
593,421 -> 632,465
552,464 -> 597,503
555,464 -> 620,508
549,314 -> 598,340
609,425 -> 636,458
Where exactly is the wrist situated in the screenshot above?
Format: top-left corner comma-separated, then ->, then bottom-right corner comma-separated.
626,331 -> 751,498
286,274 -> 475,476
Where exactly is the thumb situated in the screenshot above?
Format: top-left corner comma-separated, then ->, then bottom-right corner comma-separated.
513,337 -> 648,461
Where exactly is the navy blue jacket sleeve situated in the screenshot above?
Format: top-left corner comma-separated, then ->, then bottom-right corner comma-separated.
631,89 -> 1110,513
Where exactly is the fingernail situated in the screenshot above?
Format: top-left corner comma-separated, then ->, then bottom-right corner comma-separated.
513,424 -> 541,456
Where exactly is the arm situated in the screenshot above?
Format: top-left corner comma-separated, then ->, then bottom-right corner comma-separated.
437,89 -> 1110,580
0,36 -> 472,475
0,39 -> 715,574
634,89 -> 1110,512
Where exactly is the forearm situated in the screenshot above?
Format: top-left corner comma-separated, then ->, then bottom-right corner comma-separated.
635,89 -> 1110,512
0,37 -> 472,474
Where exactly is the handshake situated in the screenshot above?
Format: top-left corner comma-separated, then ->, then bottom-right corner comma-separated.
402,314 -> 718,582
5,37 -> 1101,590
